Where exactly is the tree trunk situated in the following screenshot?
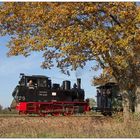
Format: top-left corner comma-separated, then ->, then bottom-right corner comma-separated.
135,86 -> 140,112
122,90 -> 131,123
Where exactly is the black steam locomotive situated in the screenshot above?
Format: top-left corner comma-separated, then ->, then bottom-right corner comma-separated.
10,73 -> 90,116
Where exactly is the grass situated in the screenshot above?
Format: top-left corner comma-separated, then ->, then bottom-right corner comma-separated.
0,113 -> 140,138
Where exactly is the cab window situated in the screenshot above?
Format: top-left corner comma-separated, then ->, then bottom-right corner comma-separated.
38,79 -> 47,87
26,78 -> 37,87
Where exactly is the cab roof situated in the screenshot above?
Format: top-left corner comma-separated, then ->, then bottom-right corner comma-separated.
20,73 -> 49,79
97,82 -> 118,89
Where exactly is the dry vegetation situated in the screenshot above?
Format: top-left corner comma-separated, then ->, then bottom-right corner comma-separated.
0,114 -> 140,138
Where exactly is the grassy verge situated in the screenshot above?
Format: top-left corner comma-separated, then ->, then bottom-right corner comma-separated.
0,114 -> 140,138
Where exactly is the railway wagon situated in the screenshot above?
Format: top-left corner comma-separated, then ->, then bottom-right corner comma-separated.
94,82 -> 123,116
10,73 -> 90,116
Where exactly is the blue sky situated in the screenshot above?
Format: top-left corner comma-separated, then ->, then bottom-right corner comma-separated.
0,36 -> 101,108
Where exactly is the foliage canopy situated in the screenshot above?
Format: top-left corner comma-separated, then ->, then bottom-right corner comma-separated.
0,2 -> 139,89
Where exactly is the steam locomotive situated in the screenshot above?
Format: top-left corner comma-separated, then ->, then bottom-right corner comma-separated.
10,73 -> 90,116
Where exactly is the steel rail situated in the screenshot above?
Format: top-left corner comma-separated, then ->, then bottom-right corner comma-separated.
0,114 -> 106,118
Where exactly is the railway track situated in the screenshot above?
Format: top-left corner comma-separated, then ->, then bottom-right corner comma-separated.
0,114 -> 105,118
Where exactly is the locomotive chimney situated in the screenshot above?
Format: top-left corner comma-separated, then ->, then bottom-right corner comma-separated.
77,78 -> 81,89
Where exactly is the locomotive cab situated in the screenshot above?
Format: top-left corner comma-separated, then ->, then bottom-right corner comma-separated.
11,74 -> 50,106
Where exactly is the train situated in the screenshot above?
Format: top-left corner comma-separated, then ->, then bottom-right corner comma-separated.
10,73 -> 90,116
10,73 -> 122,116
94,82 -> 123,116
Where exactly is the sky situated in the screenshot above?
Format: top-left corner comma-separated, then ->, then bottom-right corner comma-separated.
0,35 -> 101,108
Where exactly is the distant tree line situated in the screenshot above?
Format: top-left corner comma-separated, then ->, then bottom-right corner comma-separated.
0,104 -> 17,114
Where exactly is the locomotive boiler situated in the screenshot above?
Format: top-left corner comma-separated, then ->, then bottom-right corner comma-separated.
10,73 -> 90,116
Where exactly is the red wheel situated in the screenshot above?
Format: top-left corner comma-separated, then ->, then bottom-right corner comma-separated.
51,112 -> 60,116
39,113 -> 47,117
63,112 -> 73,116
63,112 -> 69,116
63,107 -> 73,116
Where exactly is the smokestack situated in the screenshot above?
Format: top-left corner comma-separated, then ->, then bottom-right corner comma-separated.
77,78 -> 81,89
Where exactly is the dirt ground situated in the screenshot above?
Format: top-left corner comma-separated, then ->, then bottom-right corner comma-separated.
0,116 -> 140,138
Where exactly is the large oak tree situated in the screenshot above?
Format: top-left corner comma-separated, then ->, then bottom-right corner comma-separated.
0,2 -> 140,118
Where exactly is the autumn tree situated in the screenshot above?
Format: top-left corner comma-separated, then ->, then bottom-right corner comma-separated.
0,2 -> 140,118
